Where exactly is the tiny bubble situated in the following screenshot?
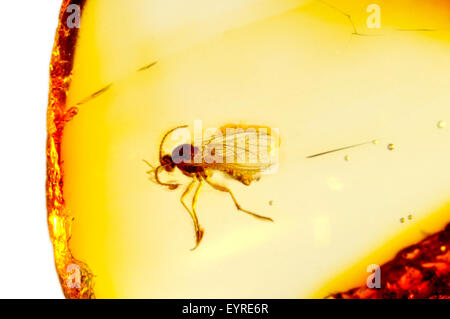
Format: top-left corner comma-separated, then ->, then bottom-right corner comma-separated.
408,214 -> 413,220
400,217 -> 405,223
372,140 -> 378,145
388,144 -> 395,151
437,121 -> 446,129
344,155 -> 350,161
269,200 -> 273,206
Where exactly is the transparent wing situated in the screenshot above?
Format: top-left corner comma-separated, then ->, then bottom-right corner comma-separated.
196,125 -> 280,174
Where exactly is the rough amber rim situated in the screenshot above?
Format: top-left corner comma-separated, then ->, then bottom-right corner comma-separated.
46,0 -> 95,299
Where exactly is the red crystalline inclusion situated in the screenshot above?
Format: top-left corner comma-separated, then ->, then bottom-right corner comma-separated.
332,224 -> 450,299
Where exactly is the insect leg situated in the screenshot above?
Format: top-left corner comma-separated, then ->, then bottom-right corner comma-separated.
180,180 -> 204,249
205,177 -> 273,222
191,180 -> 205,250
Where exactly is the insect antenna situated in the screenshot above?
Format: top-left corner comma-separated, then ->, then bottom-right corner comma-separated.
143,159 -> 156,171
143,125 -> 189,190
159,125 -> 189,162
143,159 -> 158,182
143,160 -> 180,190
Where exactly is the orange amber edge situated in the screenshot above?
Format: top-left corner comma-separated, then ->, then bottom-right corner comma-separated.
332,224 -> 450,299
47,0 -> 94,299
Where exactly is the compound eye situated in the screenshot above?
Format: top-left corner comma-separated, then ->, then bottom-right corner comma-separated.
161,155 -> 175,171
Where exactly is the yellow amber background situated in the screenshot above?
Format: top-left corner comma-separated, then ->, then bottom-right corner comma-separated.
61,0 -> 450,297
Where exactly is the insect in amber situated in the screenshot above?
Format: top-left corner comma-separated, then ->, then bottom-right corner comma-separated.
144,124 -> 279,249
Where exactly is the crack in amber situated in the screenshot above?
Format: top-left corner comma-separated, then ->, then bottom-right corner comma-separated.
46,0 -> 95,299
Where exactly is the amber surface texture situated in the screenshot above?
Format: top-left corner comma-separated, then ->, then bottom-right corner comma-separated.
48,0 -> 450,298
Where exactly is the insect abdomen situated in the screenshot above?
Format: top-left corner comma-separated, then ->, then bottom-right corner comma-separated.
224,168 -> 259,186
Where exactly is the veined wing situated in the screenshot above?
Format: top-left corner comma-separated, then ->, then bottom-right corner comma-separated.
195,125 -> 280,174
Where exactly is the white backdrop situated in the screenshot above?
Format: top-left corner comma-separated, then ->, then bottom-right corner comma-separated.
0,0 -> 63,298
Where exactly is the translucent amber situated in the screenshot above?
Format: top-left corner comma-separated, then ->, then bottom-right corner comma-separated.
48,0 -> 450,298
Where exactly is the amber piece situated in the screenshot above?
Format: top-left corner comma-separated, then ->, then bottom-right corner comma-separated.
48,0 -> 450,299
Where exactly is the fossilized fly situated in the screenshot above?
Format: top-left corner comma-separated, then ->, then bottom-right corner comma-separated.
144,124 -> 280,250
